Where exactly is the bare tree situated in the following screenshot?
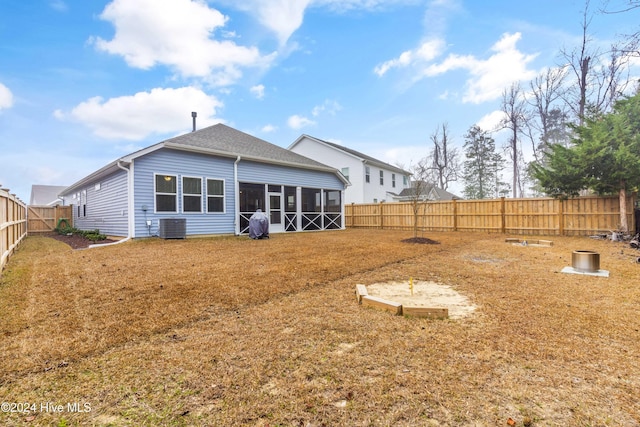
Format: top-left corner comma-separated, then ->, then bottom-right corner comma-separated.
527,67 -> 568,160
602,0 -> 640,56
499,82 -> 531,198
560,0 -> 596,125
560,0 -> 633,123
427,122 -> 460,191
407,159 -> 432,238
592,46 -> 632,113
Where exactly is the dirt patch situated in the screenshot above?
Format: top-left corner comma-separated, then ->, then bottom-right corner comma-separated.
401,236 -> 440,244
366,280 -> 476,319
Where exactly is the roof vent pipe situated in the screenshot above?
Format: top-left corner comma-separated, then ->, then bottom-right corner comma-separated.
191,111 -> 197,132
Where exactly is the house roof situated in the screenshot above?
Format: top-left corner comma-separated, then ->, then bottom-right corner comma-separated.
290,134 -> 411,175
394,182 -> 461,200
29,185 -> 68,206
164,124 -> 334,171
61,124 -> 347,197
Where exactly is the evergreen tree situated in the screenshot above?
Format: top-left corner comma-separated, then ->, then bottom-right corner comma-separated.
532,91 -> 640,231
462,125 -> 504,199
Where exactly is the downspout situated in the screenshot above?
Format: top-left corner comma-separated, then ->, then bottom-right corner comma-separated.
234,155 -> 241,235
362,159 -> 367,203
117,160 -> 133,241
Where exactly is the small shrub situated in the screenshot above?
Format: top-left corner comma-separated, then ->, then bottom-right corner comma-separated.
54,227 -> 106,241
55,225 -> 78,235
84,232 -> 107,241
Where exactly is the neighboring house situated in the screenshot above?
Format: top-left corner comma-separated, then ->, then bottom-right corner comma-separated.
29,185 -> 68,206
59,124 -> 348,238
388,181 -> 462,202
288,135 -> 412,204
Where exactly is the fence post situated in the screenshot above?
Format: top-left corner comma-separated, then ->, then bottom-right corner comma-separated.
379,201 -> 384,230
344,202 -> 356,227
558,198 -> 564,236
452,199 -> 457,232
500,197 -> 506,234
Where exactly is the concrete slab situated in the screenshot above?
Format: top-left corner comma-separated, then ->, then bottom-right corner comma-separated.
561,266 -> 610,277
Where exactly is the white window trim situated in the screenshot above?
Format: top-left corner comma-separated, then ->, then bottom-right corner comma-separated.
182,175 -> 203,214
80,190 -> 87,218
206,177 -> 226,214
154,173 -> 178,214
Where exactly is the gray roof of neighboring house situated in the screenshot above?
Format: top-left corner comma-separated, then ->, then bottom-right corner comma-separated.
29,185 -> 68,205
295,135 -> 411,175
61,124 -> 346,197
395,182 -> 461,200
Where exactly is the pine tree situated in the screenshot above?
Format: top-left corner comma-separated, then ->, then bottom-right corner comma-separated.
462,125 -> 505,199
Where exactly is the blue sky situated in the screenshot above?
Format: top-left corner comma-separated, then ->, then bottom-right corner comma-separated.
1,0 -> 639,201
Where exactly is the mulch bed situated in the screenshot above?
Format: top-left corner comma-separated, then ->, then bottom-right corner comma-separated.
45,232 -> 117,249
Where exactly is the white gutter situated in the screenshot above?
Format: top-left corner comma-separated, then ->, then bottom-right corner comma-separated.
117,160 -> 134,239
234,155 -> 241,235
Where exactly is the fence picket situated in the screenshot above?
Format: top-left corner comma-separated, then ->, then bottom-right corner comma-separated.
1,188 -> 27,273
346,195 -> 637,236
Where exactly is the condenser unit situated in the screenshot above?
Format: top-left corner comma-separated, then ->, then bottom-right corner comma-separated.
158,218 -> 186,239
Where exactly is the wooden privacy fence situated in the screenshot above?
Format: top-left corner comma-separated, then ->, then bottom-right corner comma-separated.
346,195 -> 637,236
27,205 -> 73,234
1,187 -> 27,272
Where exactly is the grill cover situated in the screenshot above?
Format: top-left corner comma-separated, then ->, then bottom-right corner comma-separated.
249,209 -> 269,239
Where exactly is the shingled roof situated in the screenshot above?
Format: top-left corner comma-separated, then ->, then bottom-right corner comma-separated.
293,134 -> 411,175
61,124 -> 345,197
165,124 -> 333,170
393,181 -> 461,201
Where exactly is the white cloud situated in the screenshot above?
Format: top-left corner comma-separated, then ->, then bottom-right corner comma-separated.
0,83 -> 13,111
315,0 -> 418,13
476,110 -> 506,133
261,124 -> 277,132
93,0 -> 274,84
311,99 -> 342,116
374,38 -> 445,76
56,87 -> 223,140
422,0 -> 462,36
250,84 -> 265,99
287,114 -> 316,129
423,32 -> 539,104
225,0 -> 417,46
253,0 -> 312,46
49,0 -> 68,12
376,31 -> 539,104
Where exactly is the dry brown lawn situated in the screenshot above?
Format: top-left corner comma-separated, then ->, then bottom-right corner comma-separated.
0,229 -> 639,426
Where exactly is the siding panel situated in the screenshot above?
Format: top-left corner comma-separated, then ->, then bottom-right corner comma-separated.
72,170 -> 128,237
238,160 -> 344,189
132,148 -> 236,237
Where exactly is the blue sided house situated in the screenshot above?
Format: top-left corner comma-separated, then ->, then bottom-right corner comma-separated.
59,124 -> 348,239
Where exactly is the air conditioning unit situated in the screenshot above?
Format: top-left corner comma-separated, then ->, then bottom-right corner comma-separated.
159,218 -> 186,239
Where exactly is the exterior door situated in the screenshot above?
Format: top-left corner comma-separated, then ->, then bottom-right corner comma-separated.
268,192 -> 283,233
